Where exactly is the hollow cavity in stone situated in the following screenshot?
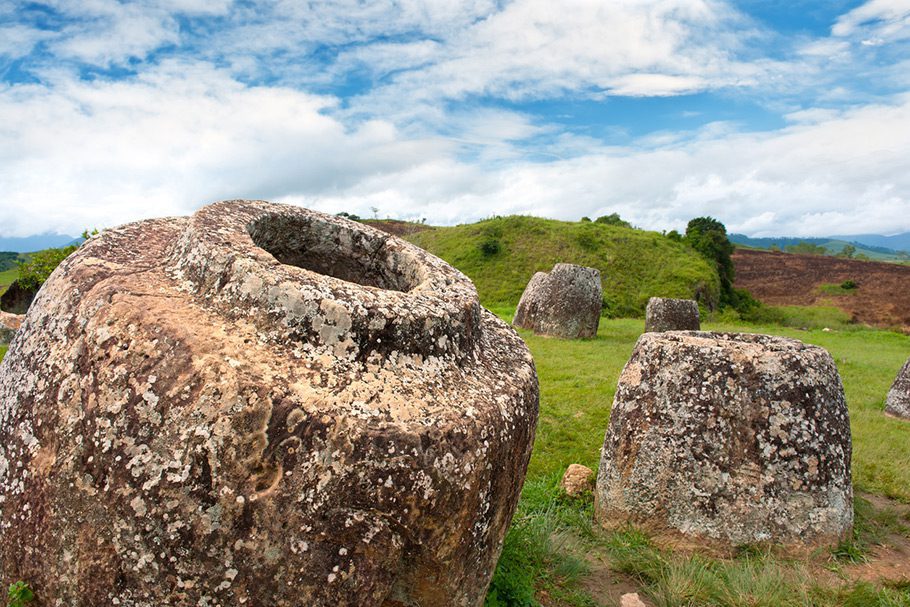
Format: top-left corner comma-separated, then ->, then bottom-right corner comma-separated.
247,213 -> 417,292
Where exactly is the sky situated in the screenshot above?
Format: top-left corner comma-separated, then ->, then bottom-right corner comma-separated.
1,0 -> 909,238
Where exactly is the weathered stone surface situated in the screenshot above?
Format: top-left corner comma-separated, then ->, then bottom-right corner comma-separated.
559,464 -> 594,497
0,279 -> 36,315
0,200 -> 539,607
512,264 -> 601,339
0,311 -> 23,345
644,297 -> 700,332
595,331 -> 852,548
885,358 -> 910,420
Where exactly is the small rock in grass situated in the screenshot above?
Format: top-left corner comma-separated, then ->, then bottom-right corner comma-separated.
620,593 -> 647,607
560,464 -> 594,497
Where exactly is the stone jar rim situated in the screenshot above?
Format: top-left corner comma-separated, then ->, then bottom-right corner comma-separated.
169,200 -> 482,361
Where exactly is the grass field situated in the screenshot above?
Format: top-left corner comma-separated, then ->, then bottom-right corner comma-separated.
486,309 -> 910,606
0,267 -> 17,297
1,306 -> 907,606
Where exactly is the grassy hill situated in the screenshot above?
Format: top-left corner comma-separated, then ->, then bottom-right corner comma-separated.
0,267 -> 18,297
405,216 -> 720,317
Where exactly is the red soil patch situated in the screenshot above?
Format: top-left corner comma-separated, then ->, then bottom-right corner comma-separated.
732,249 -> 910,333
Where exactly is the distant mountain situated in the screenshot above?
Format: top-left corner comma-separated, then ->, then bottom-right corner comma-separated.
730,234 -> 830,250
0,233 -> 79,253
829,233 -> 910,253
729,233 -> 908,261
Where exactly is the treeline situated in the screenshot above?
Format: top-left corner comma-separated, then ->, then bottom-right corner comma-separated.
0,252 -> 23,272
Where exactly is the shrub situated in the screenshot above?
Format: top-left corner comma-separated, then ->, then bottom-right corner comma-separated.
7,582 -> 34,607
841,280 -> 858,290
785,242 -> 827,255
594,213 -> 631,228
17,245 -> 77,291
479,238 -> 502,257
838,244 -> 857,259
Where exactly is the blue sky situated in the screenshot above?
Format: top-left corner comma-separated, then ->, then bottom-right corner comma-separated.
1,0 -> 908,237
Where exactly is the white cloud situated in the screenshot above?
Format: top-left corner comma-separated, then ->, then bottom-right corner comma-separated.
832,0 -> 910,41
19,0 -> 233,67
1,1 -> 908,240
308,94 -> 910,237
343,0 -> 779,107
0,25 -> 55,59
1,61 -> 908,238
0,62 -> 450,235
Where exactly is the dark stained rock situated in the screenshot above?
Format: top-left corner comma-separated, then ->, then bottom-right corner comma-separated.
512,264 -> 602,339
0,200 -> 539,607
644,297 -> 700,332
885,358 -> 910,420
0,311 -> 23,345
595,331 -> 852,548
0,279 -> 37,314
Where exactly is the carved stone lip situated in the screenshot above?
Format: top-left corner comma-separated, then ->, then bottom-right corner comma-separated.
169,200 -> 482,359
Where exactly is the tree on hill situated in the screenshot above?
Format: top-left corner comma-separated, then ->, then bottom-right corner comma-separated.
0,252 -> 21,272
594,213 -> 631,228
17,245 -> 78,291
684,217 -> 736,308
837,244 -> 856,259
785,242 -> 827,255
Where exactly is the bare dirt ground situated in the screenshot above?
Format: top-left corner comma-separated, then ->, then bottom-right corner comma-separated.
733,249 -> 910,333
842,494 -> 910,585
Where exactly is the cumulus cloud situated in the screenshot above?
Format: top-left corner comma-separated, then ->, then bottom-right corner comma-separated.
3,58 -> 906,237
0,63 -> 450,235
340,0 -> 779,107
0,0 -> 907,238
297,93 -> 910,236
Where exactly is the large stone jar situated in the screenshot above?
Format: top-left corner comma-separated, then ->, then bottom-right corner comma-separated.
512,263 -> 602,339
0,200 -> 539,607
644,297 -> 700,332
595,331 -> 852,548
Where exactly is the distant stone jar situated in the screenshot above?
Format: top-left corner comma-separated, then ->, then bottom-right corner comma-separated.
644,297 -> 700,332
513,263 -> 602,339
0,200 -> 540,607
885,358 -> 910,420
596,331 -> 853,548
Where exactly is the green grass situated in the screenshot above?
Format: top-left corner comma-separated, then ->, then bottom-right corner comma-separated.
407,216 -> 720,317
0,345 -> 6,362
0,267 -> 17,297
818,282 -> 859,296
486,310 -> 910,606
